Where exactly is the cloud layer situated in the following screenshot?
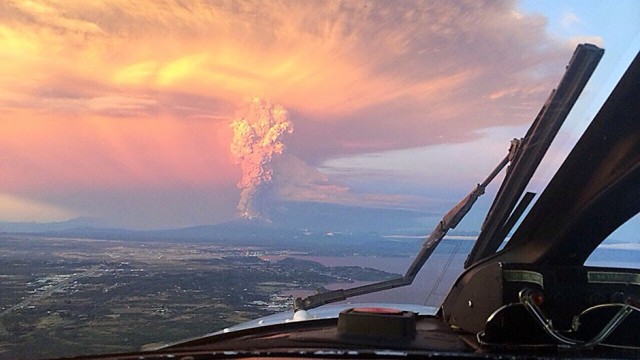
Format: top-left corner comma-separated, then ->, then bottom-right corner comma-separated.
0,0 -> 576,226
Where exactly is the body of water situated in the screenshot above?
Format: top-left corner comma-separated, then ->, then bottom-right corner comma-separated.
273,243 -> 640,308
276,252 -> 466,307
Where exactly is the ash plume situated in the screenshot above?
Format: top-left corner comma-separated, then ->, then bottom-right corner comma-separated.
230,98 -> 293,220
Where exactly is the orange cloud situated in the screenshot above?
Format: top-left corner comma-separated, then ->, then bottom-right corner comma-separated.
0,0 -> 576,224
2,1 -> 566,120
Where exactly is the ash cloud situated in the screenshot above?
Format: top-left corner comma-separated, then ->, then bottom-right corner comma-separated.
230,98 -> 293,220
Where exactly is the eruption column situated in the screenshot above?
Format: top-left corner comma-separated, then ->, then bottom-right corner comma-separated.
230,98 -> 293,220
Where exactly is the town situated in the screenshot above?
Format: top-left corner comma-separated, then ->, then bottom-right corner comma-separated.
0,235 -> 397,359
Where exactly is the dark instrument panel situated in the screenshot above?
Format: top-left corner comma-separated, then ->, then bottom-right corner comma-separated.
443,263 -> 640,333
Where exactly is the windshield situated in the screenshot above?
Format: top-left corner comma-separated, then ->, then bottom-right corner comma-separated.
1,1 -> 639,359
586,213 -> 640,269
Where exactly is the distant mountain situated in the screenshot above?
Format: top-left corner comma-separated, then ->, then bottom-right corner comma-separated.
141,216 -> 426,256
0,202 -> 436,250
0,203 -> 448,256
135,202 -> 434,245
143,217 -> 297,242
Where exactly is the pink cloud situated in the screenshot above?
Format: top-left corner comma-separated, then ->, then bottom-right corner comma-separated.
0,0 -> 584,225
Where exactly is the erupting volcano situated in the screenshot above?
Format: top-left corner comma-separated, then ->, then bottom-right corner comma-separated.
230,98 -> 293,221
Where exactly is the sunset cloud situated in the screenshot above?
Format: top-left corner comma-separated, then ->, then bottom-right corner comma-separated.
0,0 -> 590,226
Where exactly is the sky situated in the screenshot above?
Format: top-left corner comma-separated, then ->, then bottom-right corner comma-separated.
1,0 -> 639,230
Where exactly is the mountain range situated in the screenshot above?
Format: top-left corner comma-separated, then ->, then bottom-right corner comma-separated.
0,202 -> 438,242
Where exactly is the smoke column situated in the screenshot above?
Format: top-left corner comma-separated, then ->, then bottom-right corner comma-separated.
230,98 -> 293,220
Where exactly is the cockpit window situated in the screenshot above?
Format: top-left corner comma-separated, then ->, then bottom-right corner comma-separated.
585,213 -> 640,269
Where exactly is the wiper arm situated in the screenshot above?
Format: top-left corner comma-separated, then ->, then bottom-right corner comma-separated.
294,152 -> 512,311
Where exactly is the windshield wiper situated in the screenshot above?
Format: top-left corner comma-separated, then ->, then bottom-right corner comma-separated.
294,148 -> 514,311
294,44 -> 605,312
465,44 -> 604,267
